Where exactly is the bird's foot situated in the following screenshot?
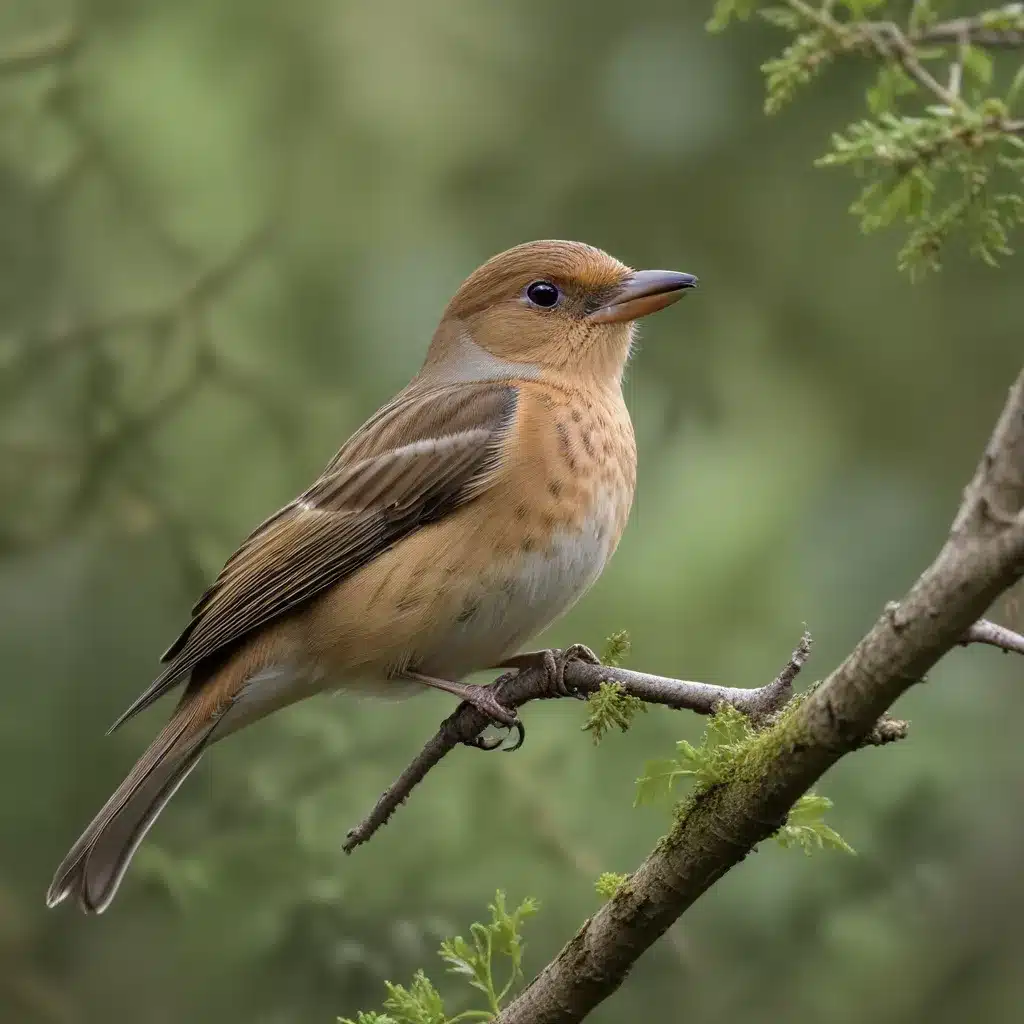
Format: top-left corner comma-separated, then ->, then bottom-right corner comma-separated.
459,684 -> 525,753
497,644 -> 601,699
404,670 -> 524,751
465,720 -> 525,753
548,643 -> 601,697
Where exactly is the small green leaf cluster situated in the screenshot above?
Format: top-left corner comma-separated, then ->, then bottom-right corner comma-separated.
581,682 -> 647,744
581,631 -> 647,744
339,893 -> 538,1024
634,704 -> 756,804
594,871 -> 631,900
822,94 -> 1024,274
635,703 -> 853,856
776,793 -> 857,854
707,0 -> 1024,273
600,630 -> 632,667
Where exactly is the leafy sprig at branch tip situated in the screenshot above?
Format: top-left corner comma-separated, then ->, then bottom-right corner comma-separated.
709,0 -> 1024,273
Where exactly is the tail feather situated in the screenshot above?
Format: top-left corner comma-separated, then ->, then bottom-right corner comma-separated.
47,713 -> 214,914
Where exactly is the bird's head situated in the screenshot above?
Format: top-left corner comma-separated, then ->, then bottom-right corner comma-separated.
423,240 -> 696,386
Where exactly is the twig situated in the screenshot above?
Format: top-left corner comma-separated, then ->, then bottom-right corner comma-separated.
0,25 -> 79,76
344,632 -> 883,855
913,16 -> 1024,49
19,223 -> 272,365
865,23 -> 964,109
491,368 -> 1024,1024
751,629 -> 813,722
961,617 -> 1024,655
344,598 -> 1023,856
783,3 -> 1024,114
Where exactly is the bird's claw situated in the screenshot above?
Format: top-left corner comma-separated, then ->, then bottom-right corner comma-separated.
459,684 -> 524,753
465,719 -> 525,753
546,643 -> 600,699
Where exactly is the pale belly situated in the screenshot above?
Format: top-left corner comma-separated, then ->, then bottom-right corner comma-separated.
413,509 -> 618,680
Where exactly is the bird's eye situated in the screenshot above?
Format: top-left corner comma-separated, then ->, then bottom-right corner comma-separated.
525,280 -> 560,309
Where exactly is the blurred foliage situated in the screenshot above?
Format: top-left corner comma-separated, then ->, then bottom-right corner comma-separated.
710,0 -> 1024,274
0,1 -> 1022,1023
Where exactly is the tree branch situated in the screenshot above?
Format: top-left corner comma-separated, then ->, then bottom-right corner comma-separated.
913,16 -> 1024,49
961,616 -> 1024,654
487,372 -> 1024,1023
0,26 -> 79,76
783,2 -> 1024,117
344,631 -> 918,855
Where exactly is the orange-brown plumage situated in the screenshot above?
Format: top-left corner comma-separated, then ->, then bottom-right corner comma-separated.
47,240 -> 696,914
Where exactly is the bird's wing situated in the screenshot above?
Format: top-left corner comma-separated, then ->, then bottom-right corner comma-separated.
108,380 -> 519,732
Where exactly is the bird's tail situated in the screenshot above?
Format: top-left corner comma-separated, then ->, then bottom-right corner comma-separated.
46,709 -> 215,914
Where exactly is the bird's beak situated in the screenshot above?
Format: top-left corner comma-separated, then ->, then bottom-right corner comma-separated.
587,269 -> 698,324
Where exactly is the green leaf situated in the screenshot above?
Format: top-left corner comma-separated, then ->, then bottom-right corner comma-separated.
963,46 -> 994,88
634,758 -> 693,806
762,32 -> 831,115
582,681 -> 647,744
706,0 -> 759,33
600,630 -> 631,667
382,973 -> 448,1024
634,704 -> 760,807
866,66 -> 917,116
840,0 -> 889,17
595,872 -> 631,900
908,0 -> 937,32
488,891 -> 539,970
758,6 -> 801,30
776,793 -> 855,855
1007,65 -> 1024,108
981,4 -> 1024,32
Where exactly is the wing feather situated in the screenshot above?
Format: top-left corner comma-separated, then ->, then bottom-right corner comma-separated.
108,380 -> 518,732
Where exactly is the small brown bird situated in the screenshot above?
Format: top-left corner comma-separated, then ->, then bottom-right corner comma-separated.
46,239 -> 696,913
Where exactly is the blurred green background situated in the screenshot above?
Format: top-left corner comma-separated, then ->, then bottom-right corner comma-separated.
1,1 -> 1022,1022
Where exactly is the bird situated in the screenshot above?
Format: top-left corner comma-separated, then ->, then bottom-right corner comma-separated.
46,239 -> 696,914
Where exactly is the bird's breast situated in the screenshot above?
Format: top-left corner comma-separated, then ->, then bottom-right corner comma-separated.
415,481 -> 627,678
306,379 -> 636,684
412,380 -> 636,678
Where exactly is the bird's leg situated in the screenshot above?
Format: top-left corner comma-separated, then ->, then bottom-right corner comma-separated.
403,670 -> 524,752
495,643 -> 601,699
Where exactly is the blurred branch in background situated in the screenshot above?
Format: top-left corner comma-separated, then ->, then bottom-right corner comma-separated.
710,0 -> 1024,273
0,16 -> 283,565
0,223 -> 277,558
0,24 -> 79,77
